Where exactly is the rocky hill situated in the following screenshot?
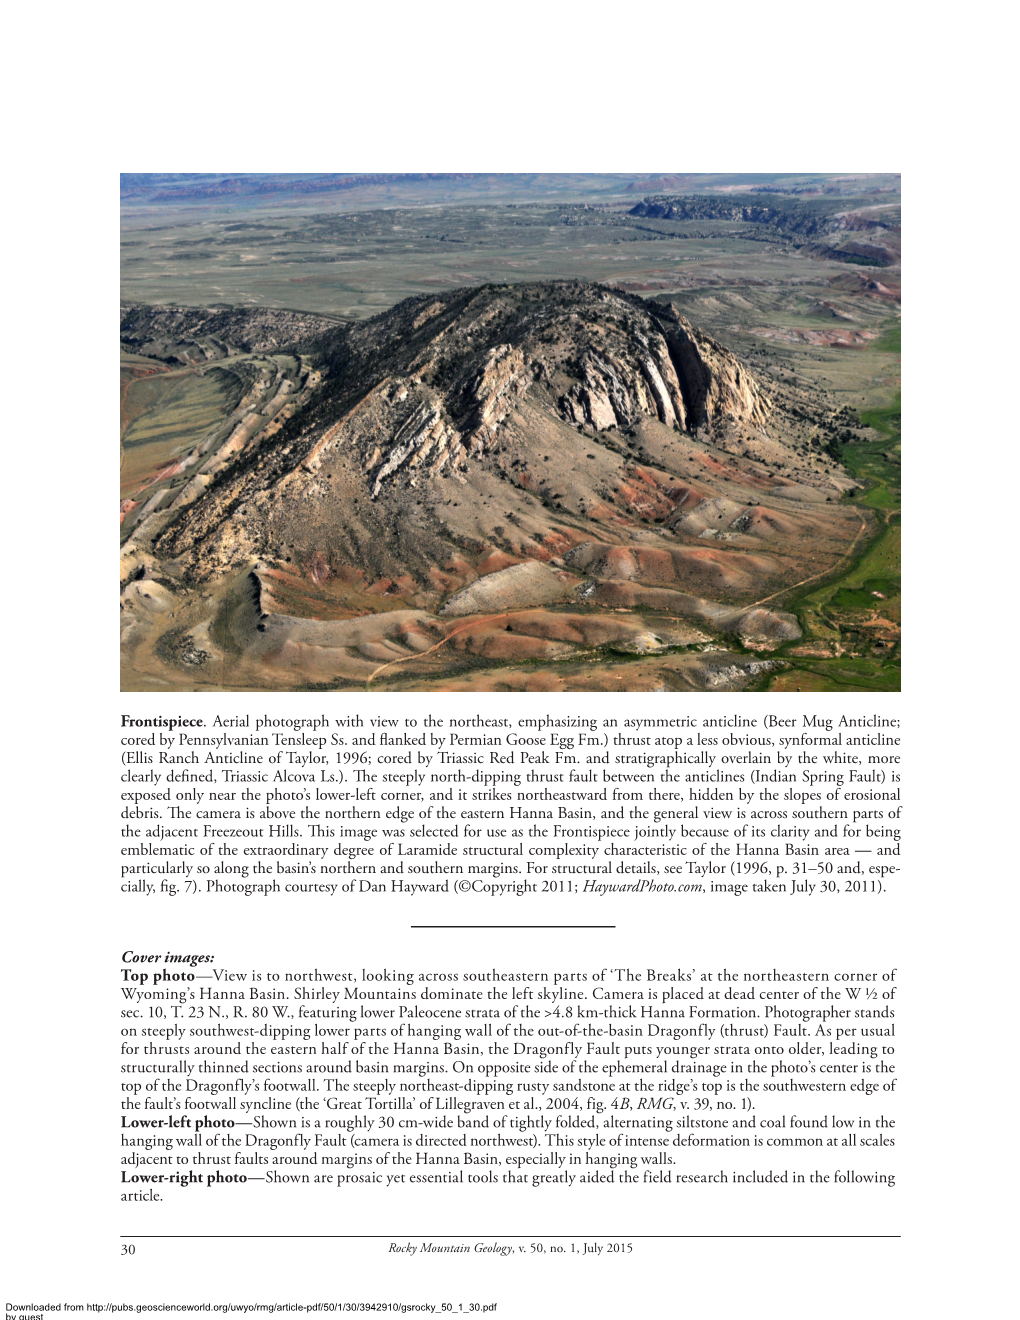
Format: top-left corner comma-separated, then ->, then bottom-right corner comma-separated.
627,196 -> 901,266
121,282 -> 869,692
147,283 -> 777,575
120,304 -> 340,363
628,195 -> 842,236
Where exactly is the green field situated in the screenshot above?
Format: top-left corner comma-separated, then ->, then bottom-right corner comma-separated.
120,366 -> 244,498
764,328 -> 901,692
869,319 -> 902,354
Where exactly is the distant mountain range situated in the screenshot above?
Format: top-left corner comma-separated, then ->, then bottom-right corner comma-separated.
120,173 -> 899,208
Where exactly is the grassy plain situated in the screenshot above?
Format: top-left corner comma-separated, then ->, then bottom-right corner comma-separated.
120,366 -> 245,499
121,203 -> 895,324
760,332 -> 901,693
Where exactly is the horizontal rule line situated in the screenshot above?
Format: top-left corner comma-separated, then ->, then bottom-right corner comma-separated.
410,925 -> 616,929
121,1235 -> 901,1240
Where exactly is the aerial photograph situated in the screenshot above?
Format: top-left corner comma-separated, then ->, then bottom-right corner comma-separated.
120,173 -> 901,693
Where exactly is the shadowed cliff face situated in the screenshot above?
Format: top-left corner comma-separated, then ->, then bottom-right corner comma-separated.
121,282 -> 869,692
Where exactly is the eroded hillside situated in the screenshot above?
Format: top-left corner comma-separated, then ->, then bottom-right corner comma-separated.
121,282 -> 877,692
